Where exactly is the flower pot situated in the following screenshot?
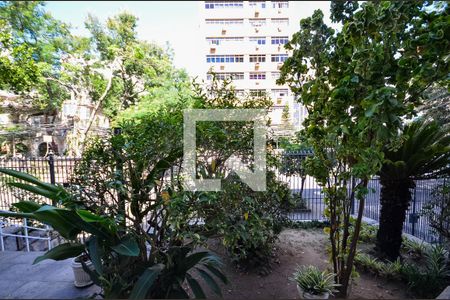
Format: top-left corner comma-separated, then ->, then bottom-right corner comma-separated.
71,255 -> 94,288
297,285 -> 330,299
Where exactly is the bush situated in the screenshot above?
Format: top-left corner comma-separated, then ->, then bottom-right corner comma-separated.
400,245 -> 450,298
355,244 -> 450,298
199,171 -> 292,271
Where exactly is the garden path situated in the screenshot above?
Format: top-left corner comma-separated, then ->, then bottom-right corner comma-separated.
0,251 -> 99,299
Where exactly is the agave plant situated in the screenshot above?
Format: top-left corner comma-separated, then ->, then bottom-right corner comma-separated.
376,119 -> 450,260
0,168 -> 227,299
291,265 -> 339,296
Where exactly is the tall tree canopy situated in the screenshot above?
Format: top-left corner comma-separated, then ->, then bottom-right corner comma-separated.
278,1 -> 449,296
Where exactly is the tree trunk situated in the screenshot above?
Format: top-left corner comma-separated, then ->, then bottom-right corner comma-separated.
376,178 -> 413,260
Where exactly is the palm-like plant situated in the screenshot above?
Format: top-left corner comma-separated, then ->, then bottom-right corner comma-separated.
376,119 -> 450,260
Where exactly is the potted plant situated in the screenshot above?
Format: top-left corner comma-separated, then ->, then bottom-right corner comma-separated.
291,265 -> 339,299
71,254 -> 94,288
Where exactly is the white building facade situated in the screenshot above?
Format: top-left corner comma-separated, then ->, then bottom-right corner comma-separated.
199,0 -> 307,128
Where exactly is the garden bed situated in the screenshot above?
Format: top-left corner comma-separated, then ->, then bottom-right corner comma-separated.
205,228 -> 408,299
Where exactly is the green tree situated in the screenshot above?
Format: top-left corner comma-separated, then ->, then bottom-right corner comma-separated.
0,1 -> 70,111
278,1 -> 449,296
377,119 -> 450,260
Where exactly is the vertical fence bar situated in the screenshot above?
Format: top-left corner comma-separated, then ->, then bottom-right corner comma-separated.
48,153 -> 56,206
0,223 -> 4,251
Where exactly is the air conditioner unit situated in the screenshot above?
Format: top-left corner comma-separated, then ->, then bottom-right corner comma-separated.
278,27 -> 282,32
220,65 -> 225,70
210,48 -> 216,54
255,11 -> 259,17
277,63 -> 283,70
255,28 -> 259,33
255,82 -> 260,85
222,29 -> 226,35
256,46 -> 259,51
255,64 -> 260,71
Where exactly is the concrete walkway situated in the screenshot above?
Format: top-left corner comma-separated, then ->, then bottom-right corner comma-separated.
0,251 -> 100,299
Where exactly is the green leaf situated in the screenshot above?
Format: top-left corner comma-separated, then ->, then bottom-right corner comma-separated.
33,243 -> 84,264
86,236 -> 103,275
203,263 -> 228,284
12,201 -> 41,213
111,236 -> 140,256
77,210 -> 106,223
183,251 -> 211,271
8,182 -> 57,200
33,205 -> 82,240
196,268 -> 222,296
129,264 -> 164,300
0,168 -> 59,192
365,102 -> 382,117
186,273 -> 206,299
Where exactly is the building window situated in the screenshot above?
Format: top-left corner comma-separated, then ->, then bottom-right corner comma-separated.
206,55 -> 244,63
250,89 -> 266,97
272,89 -> 289,97
249,72 -> 266,80
249,18 -> 267,27
249,36 -> 266,45
207,72 -> 245,80
249,1 -> 266,8
271,72 -> 281,79
271,54 -> 288,62
271,36 -> 289,45
205,1 -> 244,9
205,19 -> 244,25
206,37 -> 244,45
249,54 -> 266,63
271,1 -> 289,9
271,18 -> 289,25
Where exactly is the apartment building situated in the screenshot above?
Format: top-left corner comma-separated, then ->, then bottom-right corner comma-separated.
199,0 -> 307,130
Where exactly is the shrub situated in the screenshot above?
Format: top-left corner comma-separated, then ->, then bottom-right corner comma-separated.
291,265 -> 339,296
199,171 -> 292,271
401,245 -> 450,298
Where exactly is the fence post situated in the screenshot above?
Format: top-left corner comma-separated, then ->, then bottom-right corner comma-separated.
411,186 -> 417,236
48,152 -> 56,206
23,218 -> 30,252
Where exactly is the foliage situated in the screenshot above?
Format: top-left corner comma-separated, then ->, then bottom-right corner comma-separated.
0,168 -> 227,299
401,245 -> 450,298
354,252 -> 402,280
356,222 -> 377,244
418,86 -> 450,126
401,237 -> 428,259
377,119 -> 450,260
281,220 -> 327,230
291,265 -> 339,296
355,243 -> 450,298
197,171 -> 292,272
278,1 -> 449,295
422,180 -> 450,252
0,1 -> 70,110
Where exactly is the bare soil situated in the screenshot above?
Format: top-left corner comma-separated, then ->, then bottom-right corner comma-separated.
205,228 -> 408,299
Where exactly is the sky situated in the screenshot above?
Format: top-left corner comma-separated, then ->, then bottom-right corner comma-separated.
45,1 -> 334,77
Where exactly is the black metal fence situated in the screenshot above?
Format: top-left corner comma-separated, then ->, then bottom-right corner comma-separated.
0,155 -> 447,243
280,173 -> 447,243
0,156 -> 80,212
